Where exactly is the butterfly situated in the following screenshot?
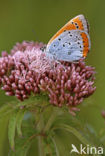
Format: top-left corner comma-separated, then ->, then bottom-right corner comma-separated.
45,14 -> 91,62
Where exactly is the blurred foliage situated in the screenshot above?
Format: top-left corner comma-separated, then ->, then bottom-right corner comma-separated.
0,0 -> 105,155
1,95 -> 105,156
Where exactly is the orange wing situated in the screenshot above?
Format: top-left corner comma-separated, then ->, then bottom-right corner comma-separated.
48,14 -> 89,45
80,32 -> 90,57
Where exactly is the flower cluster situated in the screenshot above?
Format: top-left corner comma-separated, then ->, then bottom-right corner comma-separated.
0,41 -> 96,114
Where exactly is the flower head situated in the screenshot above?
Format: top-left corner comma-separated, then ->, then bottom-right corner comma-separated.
0,41 -> 96,115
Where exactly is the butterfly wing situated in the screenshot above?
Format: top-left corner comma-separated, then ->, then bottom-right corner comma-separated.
47,14 -> 89,46
46,30 -> 90,62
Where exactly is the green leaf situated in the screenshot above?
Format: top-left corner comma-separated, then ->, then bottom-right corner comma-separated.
9,124 -> 37,156
9,140 -> 32,156
8,112 -> 17,150
0,104 -> 13,119
52,124 -> 91,146
43,107 -> 62,133
16,110 -> 26,137
50,131 -> 70,156
51,136 -> 60,156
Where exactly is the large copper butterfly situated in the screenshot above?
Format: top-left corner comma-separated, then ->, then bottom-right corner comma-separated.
45,15 -> 90,62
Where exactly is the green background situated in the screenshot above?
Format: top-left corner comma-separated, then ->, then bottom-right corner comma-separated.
0,0 -> 105,155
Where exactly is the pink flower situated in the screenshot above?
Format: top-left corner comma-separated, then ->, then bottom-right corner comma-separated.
0,41 -> 96,115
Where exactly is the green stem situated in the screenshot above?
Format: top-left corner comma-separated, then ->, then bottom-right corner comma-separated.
43,107 -> 61,133
38,135 -> 44,156
37,114 -> 45,156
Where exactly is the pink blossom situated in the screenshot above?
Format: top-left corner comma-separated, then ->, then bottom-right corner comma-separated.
0,41 -> 96,115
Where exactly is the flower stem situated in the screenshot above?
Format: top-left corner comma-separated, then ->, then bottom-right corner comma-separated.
37,113 -> 45,156
43,107 -> 61,133
38,135 -> 44,156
